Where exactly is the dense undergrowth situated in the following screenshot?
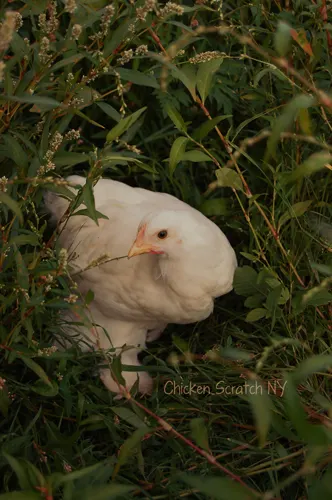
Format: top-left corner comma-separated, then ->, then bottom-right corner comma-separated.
0,0 -> 332,499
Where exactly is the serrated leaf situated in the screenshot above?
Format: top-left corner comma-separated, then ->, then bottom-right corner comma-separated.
233,266 -> 258,296
164,103 -> 187,132
192,115 -> 232,141
0,192 -> 23,224
215,168 -> 243,191
196,58 -> 223,104
278,200 -> 313,228
274,21 -> 293,56
169,137 -> 189,177
190,418 -> 210,452
106,107 -> 147,143
246,308 -> 267,322
179,474 -> 255,500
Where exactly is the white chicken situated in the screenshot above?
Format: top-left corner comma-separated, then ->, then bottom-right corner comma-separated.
45,175 -> 237,395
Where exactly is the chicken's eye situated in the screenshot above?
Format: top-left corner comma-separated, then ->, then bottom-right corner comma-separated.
157,230 -> 168,239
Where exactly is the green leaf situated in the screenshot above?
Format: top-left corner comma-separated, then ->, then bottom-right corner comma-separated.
73,484 -> 136,500
20,356 -> 52,387
103,19 -> 132,57
54,152 -> 89,167
180,150 -> 213,162
284,375 -> 328,445
82,179 -> 99,225
0,493 -> 41,499
72,209 -> 108,220
246,308 -> 267,322
171,64 -> 197,99
246,380 -> 273,447
179,474 -> 255,500
15,249 -> 29,289
190,418 -> 210,452
96,101 -> 121,122
281,151 -> 332,184
308,467 -> 332,499
292,355 -> 332,385
47,54 -> 85,73
113,427 -> 151,478
278,200 -> 312,228
31,379 -> 59,397
169,137 -> 189,177
233,266 -> 258,296
302,288 -> 332,307
266,94 -> 316,159
192,115 -> 232,141
0,192 -> 23,224
57,462 -> 107,484
106,107 -> 147,143
4,94 -> 62,109
0,388 -> 10,417
9,234 -> 40,247
164,103 -> 187,133
85,289 -> 94,305
196,58 -> 223,104
111,407 -> 149,430
117,68 -> 160,89
199,198 -> 228,216
274,21 -> 293,56
1,134 -> 28,169
244,294 -> 264,308
74,109 -> 105,129
215,168 -> 243,191
3,454 -> 31,490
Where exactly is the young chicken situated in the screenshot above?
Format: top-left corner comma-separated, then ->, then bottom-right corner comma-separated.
45,175 -> 237,395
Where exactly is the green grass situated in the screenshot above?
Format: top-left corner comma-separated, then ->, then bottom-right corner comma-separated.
0,1 -> 332,499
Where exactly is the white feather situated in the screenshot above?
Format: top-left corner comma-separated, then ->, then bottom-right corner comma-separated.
45,175 -> 237,395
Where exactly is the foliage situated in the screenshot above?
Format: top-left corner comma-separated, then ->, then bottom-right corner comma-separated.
0,0 -> 332,499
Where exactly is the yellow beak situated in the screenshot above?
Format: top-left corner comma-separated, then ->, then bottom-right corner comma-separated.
127,224 -> 163,258
128,224 -> 150,258
127,243 -> 154,258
